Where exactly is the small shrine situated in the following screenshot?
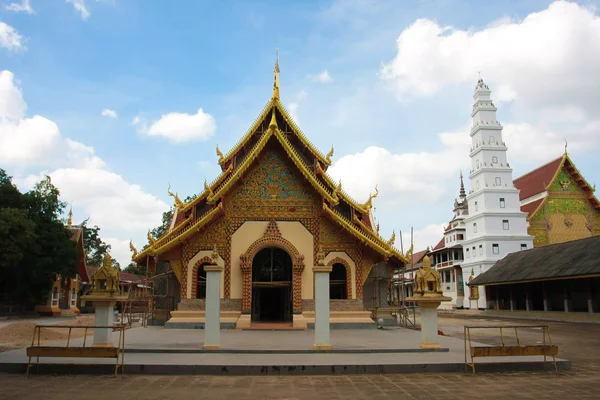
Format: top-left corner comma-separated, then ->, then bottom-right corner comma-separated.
82,253 -> 127,347
406,255 -> 451,348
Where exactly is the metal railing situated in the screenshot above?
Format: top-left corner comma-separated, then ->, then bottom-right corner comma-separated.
26,324 -> 126,377
463,325 -> 558,374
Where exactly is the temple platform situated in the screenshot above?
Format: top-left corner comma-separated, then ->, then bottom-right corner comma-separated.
0,326 -> 570,375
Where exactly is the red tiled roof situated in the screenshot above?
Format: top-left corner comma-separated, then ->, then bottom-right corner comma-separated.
433,237 -> 445,251
520,198 -> 544,218
86,266 -> 144,283
514,155 -> 563,200
410,249 -> 429,265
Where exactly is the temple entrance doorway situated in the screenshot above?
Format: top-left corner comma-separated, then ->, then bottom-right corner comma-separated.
251,247 -> 293,323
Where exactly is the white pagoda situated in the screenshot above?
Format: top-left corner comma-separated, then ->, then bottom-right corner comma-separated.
460,78 -> 533,309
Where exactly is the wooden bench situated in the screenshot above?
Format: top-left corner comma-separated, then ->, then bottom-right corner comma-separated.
26,324 -> 126,377
464,325 -> 558,374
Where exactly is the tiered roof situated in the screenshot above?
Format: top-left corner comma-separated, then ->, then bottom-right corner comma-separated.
133,57 -> 409,265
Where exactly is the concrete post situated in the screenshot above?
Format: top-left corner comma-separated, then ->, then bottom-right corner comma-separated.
564,285 -> 572,313
588,282 -> 594,314
419,304 -> 440,348
92,300 -> 117,347
525,291 -> 532,312
313,264 -> 332,350
509,287 -> 514,311
543,283 -> 549,312
203,264 -> 223,350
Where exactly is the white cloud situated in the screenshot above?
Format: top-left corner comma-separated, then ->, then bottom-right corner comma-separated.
0,22 -> 24,50
65,0 -> 90,20
0,70 -> 103,168
381,1 -> 600,119
5,0 -> 34,13
139,108 -> 216,143
398,224 -> 447,255
2,70 -> 168,267
101,108 -> 118,119
329,125 -> 470,208
310,70 -> 333,83
104,238 -> 133,268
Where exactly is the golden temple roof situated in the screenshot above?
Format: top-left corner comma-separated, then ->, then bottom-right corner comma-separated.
133,57 -> 407,264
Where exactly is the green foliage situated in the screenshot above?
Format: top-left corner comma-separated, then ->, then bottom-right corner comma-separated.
122,262 -> 147,276
0,171 -> 78,304
80,221 -> 119,268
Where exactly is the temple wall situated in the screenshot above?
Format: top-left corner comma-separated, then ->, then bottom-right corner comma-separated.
323,251 -> 356,299
230,220 -> 314,299
186,251 -> 224,299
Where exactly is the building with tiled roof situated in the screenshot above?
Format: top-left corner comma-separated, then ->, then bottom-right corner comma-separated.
130,57 -> 408,329
514,153 -> 600,247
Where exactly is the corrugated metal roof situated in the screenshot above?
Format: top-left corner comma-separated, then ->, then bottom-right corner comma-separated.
469,236 -> 600,286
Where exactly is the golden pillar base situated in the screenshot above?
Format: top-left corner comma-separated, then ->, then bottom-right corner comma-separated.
313,344 -> 332,351
203,344 -> 221,350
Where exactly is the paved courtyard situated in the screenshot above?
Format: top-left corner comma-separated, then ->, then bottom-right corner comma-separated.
1,313 -> 599,399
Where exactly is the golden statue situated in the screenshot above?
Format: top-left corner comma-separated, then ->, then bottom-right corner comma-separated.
468,270 -> 479,300
216,145 -> 224,164
325,146 -> 334,165
413,255 -> 442,296
316,246 -> 325,266
210,244 -> 219,265
129,240 -> 138,260
167,183 -> 184,209
364,185 -> 379,210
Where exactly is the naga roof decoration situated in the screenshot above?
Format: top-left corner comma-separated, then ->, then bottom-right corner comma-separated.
132,55 -> 407,264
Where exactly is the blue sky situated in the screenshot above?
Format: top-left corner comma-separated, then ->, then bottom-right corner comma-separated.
1,0 -> 600,265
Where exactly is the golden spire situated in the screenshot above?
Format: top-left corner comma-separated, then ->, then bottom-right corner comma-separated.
325,146 -> 334,165
272,48 -> 280,100
67,203 -> 73,228
216,145 -> 224,164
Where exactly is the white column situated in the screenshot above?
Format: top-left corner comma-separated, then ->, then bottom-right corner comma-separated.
419,303 -> 441,348
92,300 -> 116,347
313,265 -> 332,350
203,264 -> 223,350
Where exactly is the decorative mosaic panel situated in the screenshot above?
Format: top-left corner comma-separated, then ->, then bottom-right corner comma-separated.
320,218 -> 355,244
546,198 -> 588,215
549,168 -> 577,192
232,150 -> 312,201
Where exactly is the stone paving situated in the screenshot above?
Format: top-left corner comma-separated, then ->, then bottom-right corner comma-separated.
0,313 -> 598,399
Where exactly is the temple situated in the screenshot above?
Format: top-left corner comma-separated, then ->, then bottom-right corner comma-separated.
132,56 -> 409,329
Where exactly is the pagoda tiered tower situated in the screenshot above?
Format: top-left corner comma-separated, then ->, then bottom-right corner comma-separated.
461,78 -> 533,309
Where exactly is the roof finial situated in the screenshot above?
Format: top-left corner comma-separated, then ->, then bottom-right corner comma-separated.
272,48 -> 280,100
67,202 -> 73,228
478,70 -> 482,80
564,139 -> 568,155
459,170 -> 466,198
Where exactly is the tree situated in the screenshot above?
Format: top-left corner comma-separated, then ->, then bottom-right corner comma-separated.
81,222 -> 113,267
122,262 -> 147,276
0,172 -> 78,304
